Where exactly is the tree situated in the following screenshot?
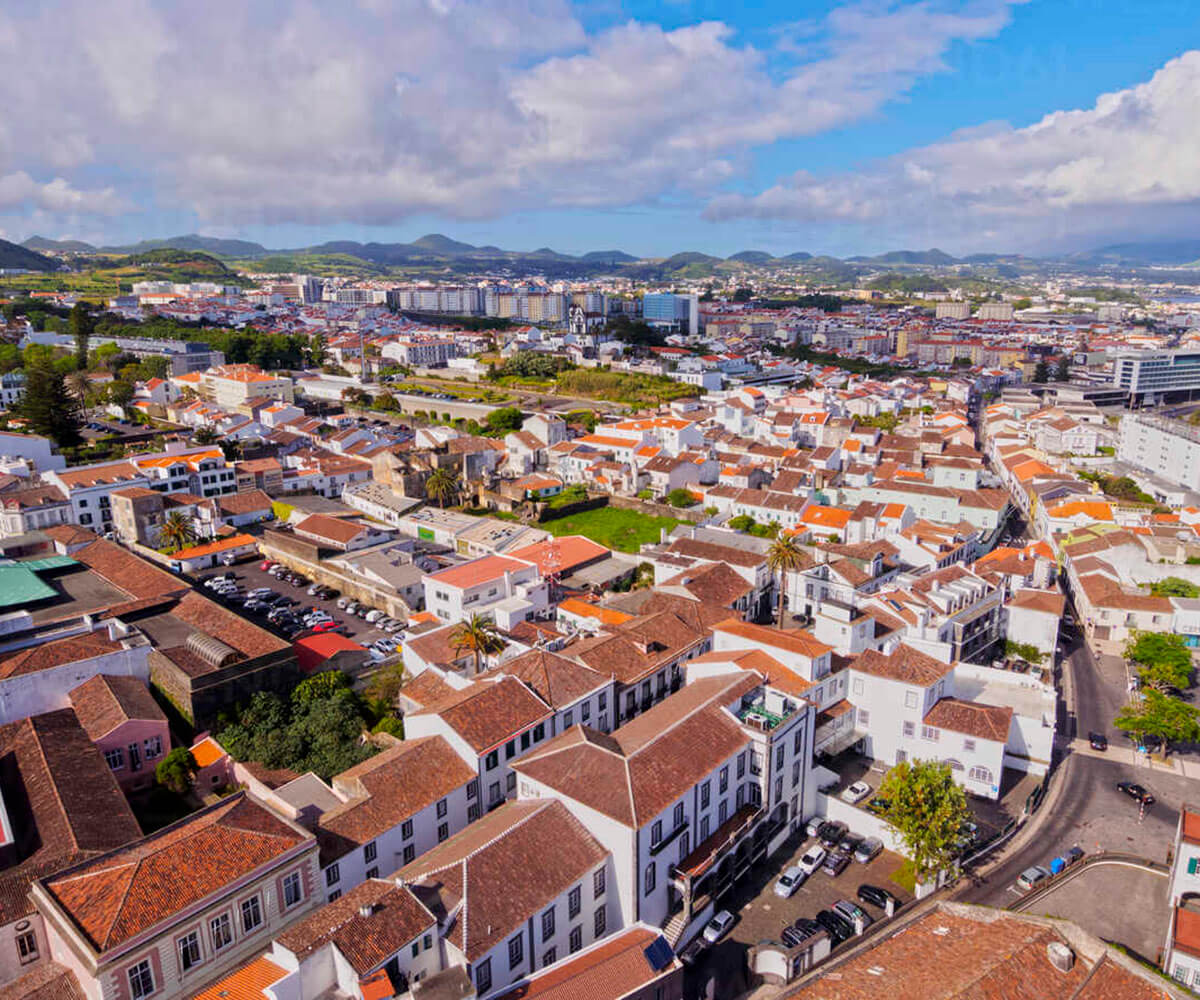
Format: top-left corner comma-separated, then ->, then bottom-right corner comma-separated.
1124,631 -> 1193,693
106,380 -> 135,409
666,488 -> 697,508
1115,688 -> 1200,754
878,759 -> 971,882
69,302 -> 93,370
732,286 -> 753,303
1055,355 -> 1071,382
1148,577 -> 1200,599
375,391 -> 398,411
157,510 -> 198,553
65,371 -> 91,413
16,364 -> 82,447
193,424 -> 220,445
485,406 -> 524,435
293,670 -> 355,712
424,466 -> 461,508
1032,360 -> 1050,383
365,660 -> 408,713
1004,639 -> 1046,665
450,613 -> 504,676
766,534 -> 805,628
729,514 -> 756,533
155,748 -> 196,795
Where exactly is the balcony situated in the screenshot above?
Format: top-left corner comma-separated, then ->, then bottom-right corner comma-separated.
670,804 -> 763,887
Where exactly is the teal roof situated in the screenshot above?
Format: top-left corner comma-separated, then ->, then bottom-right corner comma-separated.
14,556 -> 77,572
0,566 -> 58,608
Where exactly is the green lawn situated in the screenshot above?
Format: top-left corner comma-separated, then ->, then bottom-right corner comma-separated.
540,505 -> 682,553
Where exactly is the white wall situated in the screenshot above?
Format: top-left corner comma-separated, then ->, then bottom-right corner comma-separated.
0,644 -> 150,726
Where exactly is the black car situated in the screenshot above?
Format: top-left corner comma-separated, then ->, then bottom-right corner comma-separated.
819,821 -> 848,848
822,850 -> 851,877
781,925 -> 807,948
1088,731 -> 1108,751
857,884 -> 897,911
793,917 -> 823,937
1117,781 -> 1155,805
814,909 -> 853,945
839,832 -> 865,855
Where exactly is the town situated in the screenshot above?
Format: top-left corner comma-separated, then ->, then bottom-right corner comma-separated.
0,245 -> 1196,1000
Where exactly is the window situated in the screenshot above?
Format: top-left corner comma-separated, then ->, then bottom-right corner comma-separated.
902,721 -> 915,738
792,761 -> 801,786
468,803 -> 480,822
505,740 -> 516,760
328,890 -> 341,902
399,818 -> 414,840
858,709 -> 870,726
282,872 -> 302,908
438,822 -> 449,842
521,731 -> 531,750
178,930 -> 201,972
775,746 -> 785,771
599,692 -> 607,711
793,727 -> 804,753
490,781 -> 502,804
476,958 -> 492,993
16,931 -> 37,964
403,844 -> 415,865
437,798 -> 448,819
105,747 -> 124,771
963,738 -> 977,753
673,802 -> 685,827
626,691 -> 636,713
412,942 -> 420,959
852,677 -> 864,695
569,886 -> 581,919
700,816 -> 710,840
424,933 -> 433,950
325,864 -> 340,887
364,841 -> 378,864
128,960 -> 155,1000
594,867 -> 606,897
508,933 -> 524,969
485,750 -> 499,770
969,765 -> 993,784
569,926 -> 582,954
700,783 -> 710,809
594,906 -> 606,936
651,820 -> 663,845
366,867 -> 379,879
581,702 -> 590,722
542,905 -> 556,940
143,736 -> 162,759
241,895 -> 263,933
905,691 -> 919,709
543,948 -> 557,967
643,862 -> 656,895
467,779 -> 478,800
736,753 -> 745,778
533,723 -> 545,741
719,800 -> 729,823
563,710 -> 573,728
921,726 -> 940,743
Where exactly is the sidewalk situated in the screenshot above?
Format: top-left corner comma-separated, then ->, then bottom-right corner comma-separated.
1056,735 -> 1200,780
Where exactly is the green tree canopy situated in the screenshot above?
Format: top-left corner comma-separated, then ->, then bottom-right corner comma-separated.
485,406 -> 524,434
1032,360 -> 1050,383
155,748 -> 196,795
1115,688 -> 1200,753
1148,577 -> 1200,599
1124,631 -> 1193,692
666,488 -> 697,508
16,364 -> 82,447
878,759 -> 972,881
766,534 -> 805,628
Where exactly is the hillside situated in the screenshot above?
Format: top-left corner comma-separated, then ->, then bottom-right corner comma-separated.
728,250 -> 775,263
0,239 -> 57,272
106,234 -> 270,258
22,236 -> 97,253
1071,240 -> 1200,267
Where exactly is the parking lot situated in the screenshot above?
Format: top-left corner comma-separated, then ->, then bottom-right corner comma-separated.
687,829 -> 915,997
197,560 -> 397,650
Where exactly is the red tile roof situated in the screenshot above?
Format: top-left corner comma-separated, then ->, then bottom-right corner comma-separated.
924,698 -> 1012,742
42,793 -> 310,953
421,675 -> 551,754
427,554 -> 532,590
852,644 -> 954,687
191,957 -> 287,1000
68,674 -> 165,740
0,632 -> 123,680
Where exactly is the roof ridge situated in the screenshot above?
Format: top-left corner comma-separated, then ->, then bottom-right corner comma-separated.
102,858 -> 144,950
28,716 -> 83,855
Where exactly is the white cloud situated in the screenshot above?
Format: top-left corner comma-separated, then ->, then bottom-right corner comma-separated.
0,0 -> 1020,231
706,49 -> 1200,249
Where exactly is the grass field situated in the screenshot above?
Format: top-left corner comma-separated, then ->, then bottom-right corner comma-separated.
540,505 -> 681,553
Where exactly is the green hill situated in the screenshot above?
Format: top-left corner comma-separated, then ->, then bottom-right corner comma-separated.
0,239 -> 57,272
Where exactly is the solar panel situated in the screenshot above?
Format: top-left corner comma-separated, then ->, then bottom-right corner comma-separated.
643,936 -> 675,971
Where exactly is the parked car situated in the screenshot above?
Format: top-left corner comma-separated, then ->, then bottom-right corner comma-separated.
1089,731 -> 1108,751
853,835 -> 883,863
774,866 -> 808,898
833,899 -> 872,930
365,609 -> 385,624
1116,781 -> 1155,805
839,832 -> 864,855
865,797 -> 891,816
792,917 -> 823,940
814,910 -> 852,945
336,596 -> 352,609
856,884 -> 896,911
260,560 -> 276,571
806,816 -> 825,838
822,851 -> 851,878
307,583 -> 324,596
819,821 -> 848,848
841,781 -> 871,805
312,620 -> 340,633
797,845 -> 827,875
1016,865 -> 1051,891
702,910 -> 735,944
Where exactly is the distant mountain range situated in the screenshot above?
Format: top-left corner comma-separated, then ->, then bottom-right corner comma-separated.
16,233 -> 1200,276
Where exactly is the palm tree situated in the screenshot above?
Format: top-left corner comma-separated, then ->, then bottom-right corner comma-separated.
157,510 -> 197,553
766,534 -> 805,629
425,466 -> 461,509
66,371 -> 90,414
450,613 -> 504,676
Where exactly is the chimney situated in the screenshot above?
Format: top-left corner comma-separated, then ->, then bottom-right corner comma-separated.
359,903 -> 376,918
1046,942 -> 1074,973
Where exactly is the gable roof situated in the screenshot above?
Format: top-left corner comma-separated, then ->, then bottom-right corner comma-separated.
41,793 -> 310,954
420,675 -> 551,754
924,698 -> 1012,742
483,649 -> 609,709
852,644 -> 954,687
68,675 -> 166,740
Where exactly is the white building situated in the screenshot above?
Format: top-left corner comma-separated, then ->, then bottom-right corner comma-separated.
421,554 -> 548,629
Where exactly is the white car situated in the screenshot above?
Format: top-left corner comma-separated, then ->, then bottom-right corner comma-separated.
805,816 -> 824,838
774,866 -> 807,898
797,845 -> 827,876
702,910 -> 735,944
841,781 -> 872,805
365,609 -> 385,624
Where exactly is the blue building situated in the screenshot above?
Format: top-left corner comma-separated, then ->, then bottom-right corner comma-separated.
642,292 -> 698,335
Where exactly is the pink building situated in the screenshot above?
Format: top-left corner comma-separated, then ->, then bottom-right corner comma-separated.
190,734 -> 236,791
68,674 -> 170,794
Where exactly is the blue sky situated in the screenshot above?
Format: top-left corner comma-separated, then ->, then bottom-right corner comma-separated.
3,0 -> 1200,257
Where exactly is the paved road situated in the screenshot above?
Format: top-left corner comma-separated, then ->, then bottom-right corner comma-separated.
1059,626 -> 1129,742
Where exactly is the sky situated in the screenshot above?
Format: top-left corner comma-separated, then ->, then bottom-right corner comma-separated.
3,0 -> 1200,258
